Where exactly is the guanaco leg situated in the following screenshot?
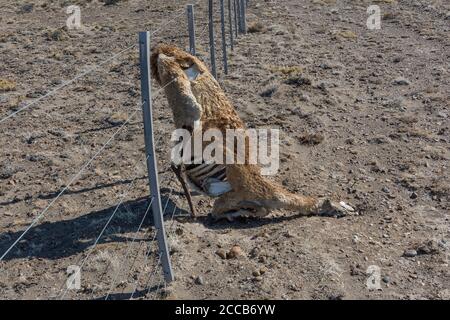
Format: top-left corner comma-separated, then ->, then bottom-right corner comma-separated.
171,163 -> 196,217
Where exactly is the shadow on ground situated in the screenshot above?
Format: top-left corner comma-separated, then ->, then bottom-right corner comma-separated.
95,284 -> 162,300
0,190 -> 187,261
198,212 -> 322,231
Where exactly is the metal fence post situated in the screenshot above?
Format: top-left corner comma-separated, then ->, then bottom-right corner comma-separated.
233,0 -> 238,38
236,0 -> 242,34
208,0 -> 217,78
240,0 -> 247,34
187,4 -> 196,55
138,31 -> 174,283
228,0 -> 234,51
220,0 -> 228,75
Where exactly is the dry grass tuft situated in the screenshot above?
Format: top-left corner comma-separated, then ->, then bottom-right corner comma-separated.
0,79 -> 16,92
398,126 -> 432,139
266,65 -> 304,75
335,30 -> 357,40
107,112 -> 129,125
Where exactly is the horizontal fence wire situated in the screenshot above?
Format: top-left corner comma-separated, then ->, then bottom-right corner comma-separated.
59,154 -> 149,299
129,176 -> 176,299
91,164 -> 158,300
0,45 -> 136,125
101,190 -> 154,300
0,105 -> 141,263
153,199 -> 181,299
59,75 -> 179,299
0,0 -> 204,126
102,135 -> 167,300
117,176 -> 172,300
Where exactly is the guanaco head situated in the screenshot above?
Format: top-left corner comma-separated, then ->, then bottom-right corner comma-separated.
150,44 -> 208,86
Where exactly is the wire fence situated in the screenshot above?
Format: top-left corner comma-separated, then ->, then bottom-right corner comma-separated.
0,0 -> 251,300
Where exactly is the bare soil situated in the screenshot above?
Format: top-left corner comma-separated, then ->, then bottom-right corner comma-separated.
0,0 -> 449,300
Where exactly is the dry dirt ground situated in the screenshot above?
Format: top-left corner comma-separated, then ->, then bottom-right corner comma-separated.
0,0 -> 449,300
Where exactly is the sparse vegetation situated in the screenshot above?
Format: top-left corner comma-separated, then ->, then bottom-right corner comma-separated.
0,79 -> 16,92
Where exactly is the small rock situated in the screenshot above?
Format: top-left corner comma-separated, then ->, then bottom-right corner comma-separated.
169,242 -> 180,254
0,165 -> 18,179
194,276 -> 204,285
227,245 -> 243,259
283,231 -> 295,238
410,192 -> 418,199
160,287 -> 176,299
316,81 -> 336,90
289,284 -> 300,291
403,249 -> 417,258
369,136 -> 392,144
103,0 -> 121,5
249,247 -> 260,258
382,276 -> 391,284
259,267 -> 268,275
19,4 -> 34,13
107,112 -> 128,125
215,249 -> 227,259
26,154 -> 45,162
299,93 -> 310,102
392,77 -> 411,86
319,63 -> 332,70
252,269 -> 261,277
382,187 -> 390,193
329,293 -> 345,300
284,75 -> 312,87
260,85 -> 277,98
